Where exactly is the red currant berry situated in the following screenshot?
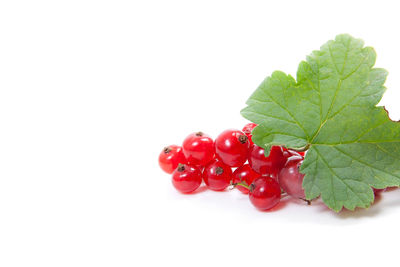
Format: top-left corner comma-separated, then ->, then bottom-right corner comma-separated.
203,159 -> 233,191
249,176 -> 281,211
215,129 -> 250,167
297,151 -> 305,157
282,147 -> 290,159
278,155 -> 305,199
172,164 -> 202,193
182,132 -> 214,166
158,145 -> 187,174
232,164 -> 260,194
282,148 -> 304,162
248,145 -> 286,178
242,123 -> 257,145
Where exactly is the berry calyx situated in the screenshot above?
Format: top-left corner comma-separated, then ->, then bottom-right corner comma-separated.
248,145 -> 286,178
249,176 -> 281,211
278,155 -> 305,199
158,145 -> 187,174
203,159 -> 233,191
215,166 -> 224,175
232,164 -> 260,194
215,129 -> 250,167
238,134 -> 248,144
182,132 -> 215,166
242,123 -> 257,145
172,164 -> 202,193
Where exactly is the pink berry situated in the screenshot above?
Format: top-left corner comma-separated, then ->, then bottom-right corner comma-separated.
278,155 -> 305,199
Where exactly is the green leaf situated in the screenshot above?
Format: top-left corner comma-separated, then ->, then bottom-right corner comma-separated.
241,34 -> 400,211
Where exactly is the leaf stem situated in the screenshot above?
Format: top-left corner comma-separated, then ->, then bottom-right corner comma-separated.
292,143 -> 310,152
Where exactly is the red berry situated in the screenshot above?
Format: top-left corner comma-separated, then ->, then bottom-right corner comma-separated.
158,145 -> 187,174
232,164 -> 260,194
297,151 -> 305,157
172,164 -> 202,193
182,132 -> 215,166
249,176 -> 281,211
215,129 -> 250,167
248,145 -> 286,178
203,159 -> 233,191
282,147 -> 290,159
242,123 -> 257,145
283,148 -> 306,158
278,155 -> 305,199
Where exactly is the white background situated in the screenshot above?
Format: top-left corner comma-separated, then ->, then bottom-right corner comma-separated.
1,0 -> 399,266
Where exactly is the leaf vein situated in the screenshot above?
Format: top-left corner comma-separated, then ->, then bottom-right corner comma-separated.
332,146 -> 400,180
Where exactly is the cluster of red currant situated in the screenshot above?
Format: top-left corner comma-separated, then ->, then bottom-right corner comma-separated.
158,123 -> 308,211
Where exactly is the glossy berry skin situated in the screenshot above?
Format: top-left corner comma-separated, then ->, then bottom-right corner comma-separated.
249,176 -> 281,211
203,159 -> 233,191
158,145 -> 187,174
215,129 -> 250,167
172,164 -> 202,193
248,145 -> 286,178
182,132 -> 215,166
242,123 -> 257,145
278,155 -> 305,199
232,164 -> 260,194
297,151 -> 305,157
282,148 -> 299,159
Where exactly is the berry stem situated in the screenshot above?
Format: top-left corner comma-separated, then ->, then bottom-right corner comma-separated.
281,192 -> 288,199
300,198 -> 312,205
292,143 -> 310,152
230,181 -> 251,190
